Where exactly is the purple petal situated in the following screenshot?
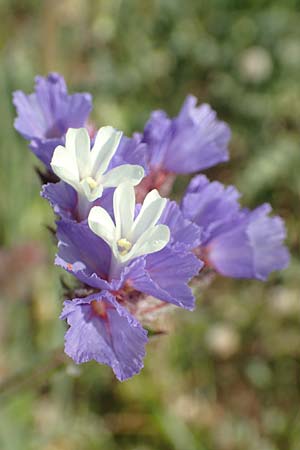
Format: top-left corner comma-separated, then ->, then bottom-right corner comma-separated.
55,221 -> 111,289
246,205 -> 290,280
181,175 -> 241,243
13,73 -> 92,168
42,181 -> 114,222
207,205 -> 290,280
42,181 -> 78,221
142,95 -> 231,174
160,200 -> 201,250
109,135 -> 149,174
61,291 -> 148,381
142,111 -> 172,168
207,224 -> 254,278
29,138 -> 64,168
127,247 -> 203,310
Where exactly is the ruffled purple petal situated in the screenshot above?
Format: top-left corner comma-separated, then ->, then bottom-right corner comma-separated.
181,175 -> 241,243
142,95 -> 231,174
42,181 -> 78,221
109,135 -> 149,174
207,224 -> 254,278
127,247 -> 203,310
13,73 -> 92,168
61,291 -> 148,381
246,205 -> 290,280
160,200 -> 201,250
55,221 -> 111,289
42,181 -> 114,222
180,176 -> 289,280
29,138 -> 63,168
207,204 -> 290,280
142,111 -> 172,168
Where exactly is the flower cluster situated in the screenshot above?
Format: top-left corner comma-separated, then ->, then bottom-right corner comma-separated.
13,73 -> 290,381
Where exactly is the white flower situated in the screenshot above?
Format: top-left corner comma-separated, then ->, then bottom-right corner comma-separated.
88,182 -> 170,267
50,127 -> 145,201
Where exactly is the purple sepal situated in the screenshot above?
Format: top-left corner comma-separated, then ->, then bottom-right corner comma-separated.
61,291 -> 148,381
142,95 -> 231,174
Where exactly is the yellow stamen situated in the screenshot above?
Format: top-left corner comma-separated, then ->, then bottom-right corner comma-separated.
85,176 -> 98,190
117,238 -> 132,256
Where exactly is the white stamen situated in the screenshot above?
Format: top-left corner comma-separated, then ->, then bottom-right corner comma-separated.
82,176 -> 98,190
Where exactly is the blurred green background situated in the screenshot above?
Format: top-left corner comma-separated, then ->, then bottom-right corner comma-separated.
0,1 -> 299,449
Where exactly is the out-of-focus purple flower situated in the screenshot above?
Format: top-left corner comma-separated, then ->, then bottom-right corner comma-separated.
56,187 -> 202,379
181,175 -> 290,280
142,95 -> 231,175
13,73 -> 92,168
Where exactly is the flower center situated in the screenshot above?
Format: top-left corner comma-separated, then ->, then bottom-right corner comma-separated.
84,176 -> 98,190
91,300 -> 107,319
117,238 -> 132,256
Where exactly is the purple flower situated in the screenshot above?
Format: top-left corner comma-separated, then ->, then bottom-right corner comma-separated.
181,175 -> 290,280
13,73 -> 92,168
141,95 -> 231,174
55,186 -> 202,379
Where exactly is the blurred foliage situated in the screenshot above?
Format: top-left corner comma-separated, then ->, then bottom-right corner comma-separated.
0,0 -> 299,449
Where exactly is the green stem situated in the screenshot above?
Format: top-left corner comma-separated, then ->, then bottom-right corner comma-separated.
0,348 -> 66,399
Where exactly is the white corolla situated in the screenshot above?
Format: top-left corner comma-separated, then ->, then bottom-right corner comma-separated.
51,127 -> 144,202
88,182 -> 170,276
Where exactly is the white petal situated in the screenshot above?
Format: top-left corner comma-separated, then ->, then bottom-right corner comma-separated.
131,195 -> 167,241
88,206 -> 116,247
65,128 -> 78,150
132,189 -> 161,231
142,189 -> 161,209
50,144 -> 79,189
113,182 -> 135,239
91,126 -> 123,177
74,128 -> 91,178
80,178 -> 103,202
127,225 -> 170,261
101,164 -> 144,188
